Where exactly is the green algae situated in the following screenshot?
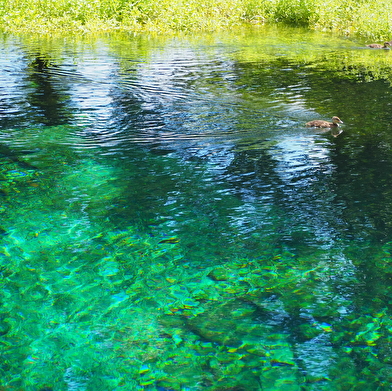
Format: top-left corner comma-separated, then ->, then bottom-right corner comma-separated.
1,197 -> 390,390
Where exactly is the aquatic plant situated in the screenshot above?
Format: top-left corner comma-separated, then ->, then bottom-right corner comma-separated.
1,0 -> 392,40
310,0 -> 392,40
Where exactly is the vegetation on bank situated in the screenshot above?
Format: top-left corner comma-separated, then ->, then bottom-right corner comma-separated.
0,0 -> 392,39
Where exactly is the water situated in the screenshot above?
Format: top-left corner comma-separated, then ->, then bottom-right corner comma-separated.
1,26 -> 392,390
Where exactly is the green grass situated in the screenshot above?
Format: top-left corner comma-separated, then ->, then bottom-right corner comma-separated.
1,0 -> 392,40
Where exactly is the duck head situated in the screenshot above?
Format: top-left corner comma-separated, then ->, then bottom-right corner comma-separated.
332,116 -> 344,125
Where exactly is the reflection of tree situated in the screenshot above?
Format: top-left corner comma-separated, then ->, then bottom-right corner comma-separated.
25,53 -> 73,126
331,134 -> 392,243
229,56 -> 392,243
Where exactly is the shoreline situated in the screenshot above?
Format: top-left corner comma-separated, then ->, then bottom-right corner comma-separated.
1,0 -> 391,40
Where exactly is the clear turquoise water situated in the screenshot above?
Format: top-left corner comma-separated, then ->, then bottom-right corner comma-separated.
1,26 -> 392,390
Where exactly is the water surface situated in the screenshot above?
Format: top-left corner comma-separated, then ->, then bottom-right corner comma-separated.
1,26 -> 392,390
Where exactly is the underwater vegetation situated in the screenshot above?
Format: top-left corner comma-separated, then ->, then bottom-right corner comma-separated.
2,209 -> 392,389
0,133 -> 392,389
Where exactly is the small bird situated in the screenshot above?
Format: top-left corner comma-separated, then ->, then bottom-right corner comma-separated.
366,42 -> 391,49
306,116 -> 343,128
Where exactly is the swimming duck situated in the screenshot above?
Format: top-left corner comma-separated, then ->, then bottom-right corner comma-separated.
366,42 -> 391,49
306,116 -> 343,128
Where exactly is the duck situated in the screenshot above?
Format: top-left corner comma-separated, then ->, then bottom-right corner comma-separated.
366,42 -> 391,49
306,116 -> 343,128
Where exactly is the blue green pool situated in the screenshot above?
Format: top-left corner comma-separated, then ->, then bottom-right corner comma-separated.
1,26 -> 392,390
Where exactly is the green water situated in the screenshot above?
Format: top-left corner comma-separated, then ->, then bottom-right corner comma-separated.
1,26 -> 392,390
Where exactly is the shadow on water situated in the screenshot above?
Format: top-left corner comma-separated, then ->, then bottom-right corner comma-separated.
1,26 -> 392,390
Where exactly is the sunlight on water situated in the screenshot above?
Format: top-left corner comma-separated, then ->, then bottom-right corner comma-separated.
1,27 -> 392,390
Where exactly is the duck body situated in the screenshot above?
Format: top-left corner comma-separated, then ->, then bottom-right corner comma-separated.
366,42 -> 391,49
306,116 -> 343,128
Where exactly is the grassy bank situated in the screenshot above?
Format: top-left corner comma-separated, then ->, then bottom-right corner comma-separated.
1,0 -> 392,39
